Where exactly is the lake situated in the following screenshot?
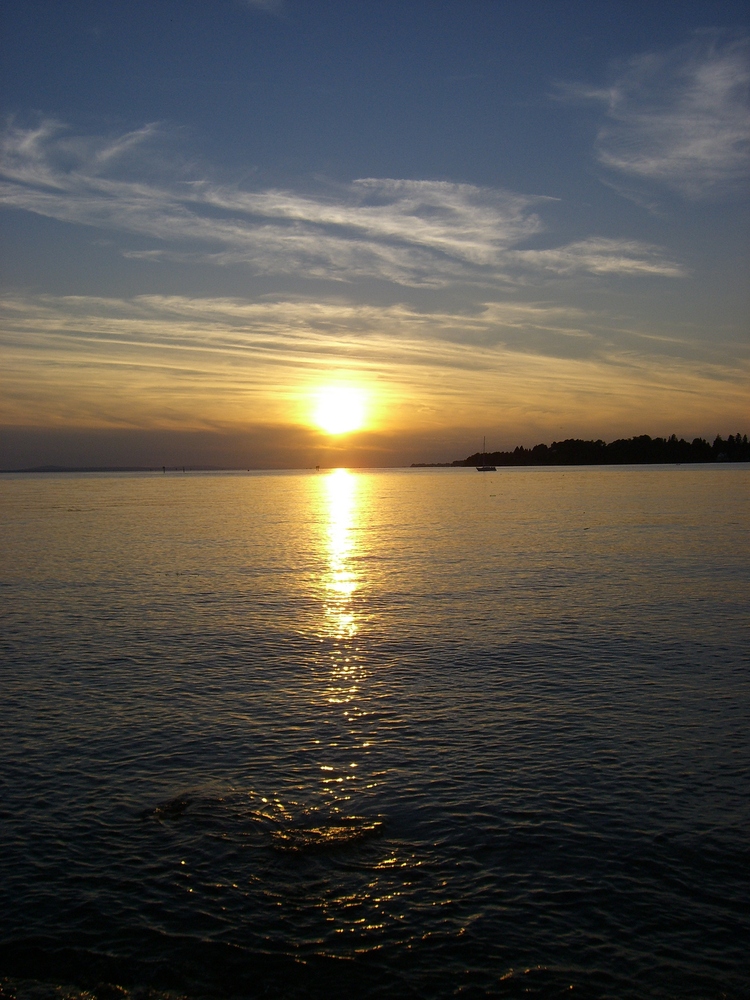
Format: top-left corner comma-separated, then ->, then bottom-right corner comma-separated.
1,465 -> 748,999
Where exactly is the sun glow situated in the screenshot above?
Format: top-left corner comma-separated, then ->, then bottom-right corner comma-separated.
313,387 -> 367,435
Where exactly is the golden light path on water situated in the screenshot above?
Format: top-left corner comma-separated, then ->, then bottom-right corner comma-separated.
318,468 -> 368,805
316,469 -> 429,928
254,468 -> 381,857
314,468 -> 406,928
324,468 -> 359,641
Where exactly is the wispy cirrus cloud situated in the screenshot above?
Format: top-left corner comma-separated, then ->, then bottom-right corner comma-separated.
0,291 -> 597,367
558,34 -> 750,200
1,291 -> 736,384
0,119 -> 682,285
0,291 -> 597,432
2,293 -> 745,441
512,238 -> 683,277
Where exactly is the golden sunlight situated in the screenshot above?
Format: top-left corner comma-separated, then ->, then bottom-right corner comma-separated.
313,386 -> 367,435
324,468 -> 359,640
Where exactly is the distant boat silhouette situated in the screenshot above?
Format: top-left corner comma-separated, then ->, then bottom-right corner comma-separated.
476,437 -> 496,472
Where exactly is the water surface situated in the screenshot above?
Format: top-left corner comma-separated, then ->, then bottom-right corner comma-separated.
1,466 -> 748,998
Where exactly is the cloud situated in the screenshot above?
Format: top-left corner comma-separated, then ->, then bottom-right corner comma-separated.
0,291 -> 598,369
1,292 -> 738,403
2,293 -> 747,454
559,34 -> 750,200
0,120 -> 681,285
512,238 -> 684,277
0,292 -> 587,434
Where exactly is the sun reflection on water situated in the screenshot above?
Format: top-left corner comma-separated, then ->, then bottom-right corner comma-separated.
324,468 -> 359,642
315,468 -> 371,807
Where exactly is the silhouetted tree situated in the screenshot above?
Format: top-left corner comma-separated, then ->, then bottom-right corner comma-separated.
458,432 -> 748,466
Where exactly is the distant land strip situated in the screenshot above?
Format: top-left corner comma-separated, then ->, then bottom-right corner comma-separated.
413,433 -> 750,468
2,433 -> 748,474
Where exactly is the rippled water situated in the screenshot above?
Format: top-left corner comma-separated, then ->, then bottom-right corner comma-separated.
1,466 -> 748,999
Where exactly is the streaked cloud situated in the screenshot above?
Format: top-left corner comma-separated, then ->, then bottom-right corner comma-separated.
513,238 -> 683,277
559,34 -> 750,200
0,120 -> 682,285
1,291 -> 707,372
2,293 -> 745,443
0,291 -> 600,376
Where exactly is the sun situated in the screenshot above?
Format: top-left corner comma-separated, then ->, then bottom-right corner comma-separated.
313,387 -> 367,435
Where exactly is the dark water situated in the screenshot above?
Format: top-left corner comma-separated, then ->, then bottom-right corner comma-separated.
1,466 -> 748,999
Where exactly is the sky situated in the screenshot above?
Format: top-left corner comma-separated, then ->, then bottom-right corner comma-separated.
1,0 -> 748,469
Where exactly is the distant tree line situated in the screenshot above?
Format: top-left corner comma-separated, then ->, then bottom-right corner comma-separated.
455,433 -> 750,467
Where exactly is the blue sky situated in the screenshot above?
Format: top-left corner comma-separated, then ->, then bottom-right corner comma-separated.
1,0 -> 748,467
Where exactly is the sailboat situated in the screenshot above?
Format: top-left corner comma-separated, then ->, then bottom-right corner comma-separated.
476,437 -> 496,472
